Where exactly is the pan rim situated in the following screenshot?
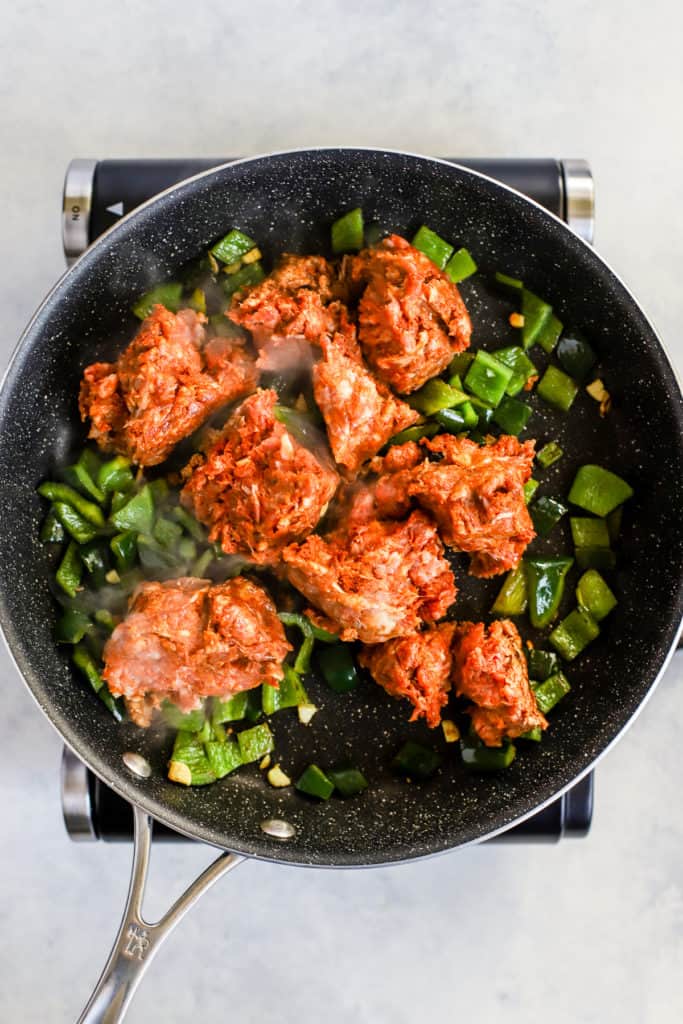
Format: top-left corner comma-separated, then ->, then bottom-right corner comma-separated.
1,147 -> 682,866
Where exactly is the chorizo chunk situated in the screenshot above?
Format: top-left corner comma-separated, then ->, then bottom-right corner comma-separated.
313,335 -> 418,474
409,434 -> 535,577
181,388 -> 339,564
282,511 -> 456,644
79,305 -> 258,466
103,577 -> 290,726
359,622 -> 456,728
343,234 -> 471,393
228,253 -> 348,348
451,619 -> 547,746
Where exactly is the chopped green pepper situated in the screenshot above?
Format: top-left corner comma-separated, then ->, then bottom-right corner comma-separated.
523,478 -> 540,504
433,406 -> 469,434
575,547 -> 617,572
296,764 -> 335,800
245,688 -> 264,723
491,563 -> 528,615
493,346 -> 537,396
331,208 -> 364,253
262,665 -> 308,715
576,569 -> 617,621
53,502 -> 99,544
460,735 -> 516,771
527,648 -> 559,681
447,352 -> 474,378
318,644 -> 359,693
110,490 -> 131,515
80,540 -> 110,588
169,732 -> 216,786
73,644 -> 123,720
519,727 -> 543,742
521,289 -> 552,350
110,531 -> 138,573
191,547 -> 212,576
110,485 -> 155,534
556,332 -> 596,381
536,313 -> 563,355
40,508 -> 66,544
525,557 -> 574,629
464,350 -> 514,407
237,722 -> 274,763
494,270 -> 523,291
530,496 -> 568,537
205,739 -> 243,779
211,228 -> 256,265
56,541 -> 83,597
392,740 -> 442,780
492,395 -> 532,435
222,262 -> 265,297
132,283 -> 183,320
171,505 -> 206,542
411,225 -> 453,269
550,607 -> 600,660
153,516 -> 183,549
327,766 -> 369,797
570,517 -> 610,548
212,691 -> 248,724
63,454 -> 105,503
445,247 -> 477,283
161,702 -> 205,732
537,365 -> 579,412
536,442 -> 564,468
97,455 -> 134,495
387,423 -> 439,447
568,465 -> 633,517
137,535 -> 178,571
278,612 -> 338,643
38,482 -> 105,527
407,378 -> 468,415
532,671 -> 571,714
94,609 -> 116,632
55,608 -> 92,644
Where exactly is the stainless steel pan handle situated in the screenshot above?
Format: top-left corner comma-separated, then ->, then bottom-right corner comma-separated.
78,805 -> 244,1024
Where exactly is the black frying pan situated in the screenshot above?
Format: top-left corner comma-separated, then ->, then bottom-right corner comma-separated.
1,150 -> 682,1021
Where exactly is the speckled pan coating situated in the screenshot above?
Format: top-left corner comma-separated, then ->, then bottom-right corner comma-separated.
0,149 -> 681,867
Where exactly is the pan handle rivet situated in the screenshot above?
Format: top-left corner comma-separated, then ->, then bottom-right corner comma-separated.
260,818 -> 295,840
123,752 -> 152,779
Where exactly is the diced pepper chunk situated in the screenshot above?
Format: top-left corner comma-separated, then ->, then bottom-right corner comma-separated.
525,557 -> 574,629
568,465 -> 633,517
211,229 -> 256,265
212,692 -> 249,724
331,208 -> 364,254
411,225 -> 454,269
55,608 -> 92,644
169,732 -> 216,786
392,740 -> 442,780
556,332 -> 597,381
460,735 -> 516,771
527,648 -> 559,681
521,289 -> 552,350
532,671 -> 571,714
465,350 -> 514,407
318,645 -> 359,693
575,547 -> 617,572
161,701 -> 206,732
56,541 -> 83,598
445,247 -> 477,283
110,485 -> 155,535
537,365 -> 579,412
536,313 -> 563,354
570,517 -> 610,548
132,283 -> 183,320
205,740 -> 243,779
492,395 -> 532,435
407,378 -> 468,415
262,665 -> 308,714
237,722 -> 274,764
327,766 -> 368,797
550,607 -> 600,661
491,563 -> 528,616
530,496 -> 568,537
536,442 -> 563,468
296,764 -> 335,800
493,346 -> 537,396
576,569 -> 617,621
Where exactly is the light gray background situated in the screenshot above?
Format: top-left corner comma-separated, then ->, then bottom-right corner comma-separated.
2,2 -> 682,1022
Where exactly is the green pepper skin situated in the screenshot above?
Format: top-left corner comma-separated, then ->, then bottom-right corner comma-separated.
80,540 -> 111,588
433,406 -> 469,434
445,247 -> 477,283
576,570 -> 617,621
521,289 -> 552,350
536,442 -> 564,468
38,481 -> 105,527
212,692 -> 248,724
493,346 -> 537,396
570,517 -> 610,548
491,563 -> 528,616
550,607 -> 600,661
97,455 -> 134,495
407,378 -> 468,415
460,735 -> 516,771
170,732 -> 216,786
532,672 -> 571,713
211,229 -> 256,265
55,608 -> 93,644
53,502 -> 99,544
132,283 -> 183,320
492,395 -> 532,435
411,225 -> 454,269
40,508 -> 66,544
525,557 -> 574,629
63,460 -> 105,503
536,313 -> 563,355
56,541 -> 83,597
222,263 -> 265,297
556,332 -> 596,381
205,740 -> 243,779
537,365 -> 579,412
110,531 -> 138,573
110,485 -> 155,535
237,722 -> 274,763
327,766 -> 369,797
161,701 -> 206,732
318,644 -> 359,693
526,648 -> 559,681
530,496 -> 568,537
296,764 -> 335,800
465,350 -> 514,407
262,665 -> 308,714
568,465 -> 633,517
331,208 -> 364,253
386,423 -> 439,447
392,740 -> 442,780
575,547 -> 617,572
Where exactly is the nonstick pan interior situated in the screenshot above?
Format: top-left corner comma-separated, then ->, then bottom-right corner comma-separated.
0,149 -> 681,866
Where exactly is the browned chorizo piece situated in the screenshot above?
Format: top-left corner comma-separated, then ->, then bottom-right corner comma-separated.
359,622 -> 456,727
343,234 -> 472,393
409,434 -> 536,577
451,619 -> 547,746
103,577 -> 290,726
180,388 -> 339,565
79,305 -> 258,466
282,510 -> 456,644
